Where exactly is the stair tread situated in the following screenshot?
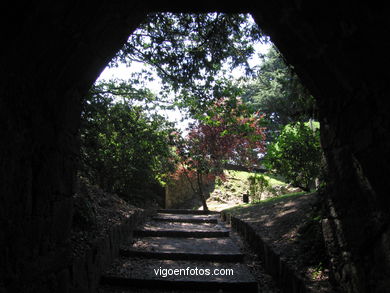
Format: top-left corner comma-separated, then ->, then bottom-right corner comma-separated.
99,210 -> 258,292
136,221 -> 228,232
153,213 -> 219,223
102,258 -> 257,283
134,222 -> 229,237
157,209 -> 219,215
121,237 -> 242,256
99,285 -> 240,293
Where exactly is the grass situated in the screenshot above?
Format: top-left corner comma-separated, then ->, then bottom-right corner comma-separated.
223,191 -> 307,215
224,170 -> 287,187
207,169 -> 303,211
263,173 -> 288,187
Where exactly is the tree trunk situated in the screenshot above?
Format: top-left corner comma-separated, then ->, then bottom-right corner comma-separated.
181,165 -> 209,211
197,172 -> 209,211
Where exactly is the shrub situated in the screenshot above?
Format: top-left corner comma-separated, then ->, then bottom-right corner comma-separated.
79,84 -> 176,206
264,121 -> 323,191
248,173 -> 270,201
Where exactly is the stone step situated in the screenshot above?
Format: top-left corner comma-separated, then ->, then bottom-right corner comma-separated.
153,213 -> 219,224
134,230 -> 229,238
157,209 -> 219,215
99,285 -> 243,292
100,258 -> 258,292
120,237 -> 244,262
134,221 -> 229,238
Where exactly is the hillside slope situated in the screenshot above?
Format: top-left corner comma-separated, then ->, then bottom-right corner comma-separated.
222,192 -> 334,292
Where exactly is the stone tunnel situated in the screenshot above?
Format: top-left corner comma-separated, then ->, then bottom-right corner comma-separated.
0,2 -> 389,292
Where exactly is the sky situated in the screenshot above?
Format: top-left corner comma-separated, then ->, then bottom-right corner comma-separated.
96,37 -> 271,132
97,41 -> 271,90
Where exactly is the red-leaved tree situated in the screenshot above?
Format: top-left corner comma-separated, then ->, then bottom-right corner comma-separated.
172,97 -> 266,210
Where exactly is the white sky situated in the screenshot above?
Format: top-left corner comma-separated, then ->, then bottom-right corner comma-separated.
97,41 -> 270,90
97,41 -> 271,132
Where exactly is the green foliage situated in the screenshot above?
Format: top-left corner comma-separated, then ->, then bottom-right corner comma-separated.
241,46 -> 317,139
111,12 -> 267,116
224,191 -> 307,214
239,47 -> 324,192
172,97 -> 266,210
248,173 -> 269,201
79,81 -> 176,205
264,121 -> 322,191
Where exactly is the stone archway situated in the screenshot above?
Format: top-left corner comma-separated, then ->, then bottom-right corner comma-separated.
1,3 -> 389,292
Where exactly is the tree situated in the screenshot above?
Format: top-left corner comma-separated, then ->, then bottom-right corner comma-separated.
111,12 -> 268,115
241,46 -> 317,140
79,82 -> 176,206
172,97 -> 266,210
80,13 -> 270,206
264,121 -> 323,191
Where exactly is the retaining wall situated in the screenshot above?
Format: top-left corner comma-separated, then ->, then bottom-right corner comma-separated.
221,212 -> 315,293
69,209 -> 149,293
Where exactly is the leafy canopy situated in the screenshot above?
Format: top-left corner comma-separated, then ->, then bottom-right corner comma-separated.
111,13 -> 267,114
241,46 -> 317,138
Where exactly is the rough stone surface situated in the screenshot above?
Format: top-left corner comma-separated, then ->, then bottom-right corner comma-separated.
100,210 -> 264,292
102,257 -> 257,283
134,221 -> 230,238
1,2 -> 389,292
125,236 -> 241,254
152,213 -> 218,223
70,210 -> 147,293
120,236 -> 243,262
165,173 -> 214,209
69,179 -> 150,293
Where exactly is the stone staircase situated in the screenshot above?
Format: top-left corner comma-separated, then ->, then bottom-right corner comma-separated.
98,209 -> 258,292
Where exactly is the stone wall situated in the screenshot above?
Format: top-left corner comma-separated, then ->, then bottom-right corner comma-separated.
221,213 -> 310,293
0,3 -> 147,292
166,175 -> 197,209
70,209 -> 147,293
165,173 -> 214,209
250,3 -> 390,292
1,2 -> 389,292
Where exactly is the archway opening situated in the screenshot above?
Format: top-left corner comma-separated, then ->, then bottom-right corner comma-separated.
1,4 -> 389,293
78,12 -> 320,209
73,11 -> 328,289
